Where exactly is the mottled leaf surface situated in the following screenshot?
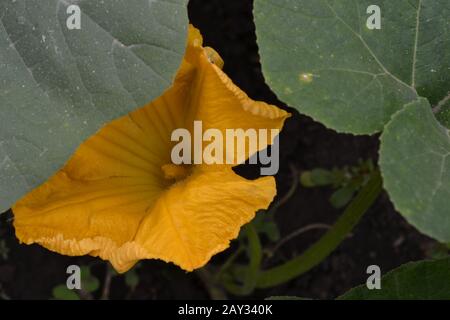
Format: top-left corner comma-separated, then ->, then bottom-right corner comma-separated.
380,99 -> 450,241
254,0 -> 449,134
0,0 -> 188,211
340,258 -> 450,299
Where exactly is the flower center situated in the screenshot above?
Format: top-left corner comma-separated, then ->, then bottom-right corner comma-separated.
161,164 -> 191,181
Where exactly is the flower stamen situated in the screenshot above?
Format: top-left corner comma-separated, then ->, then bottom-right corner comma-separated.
161,163 -> 191,181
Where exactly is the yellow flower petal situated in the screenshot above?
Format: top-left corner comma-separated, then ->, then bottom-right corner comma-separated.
178,27 -> 290,164
132,167 -> 276,272
14,168 -> 275,272
13,25 -> 289,272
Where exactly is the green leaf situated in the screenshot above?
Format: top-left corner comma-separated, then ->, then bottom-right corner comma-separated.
266,296 -> 308,300
52,285 -> 80,300
330,185 -> 356,209
427,243 -> 449,260
125,269 -> 139,289
252,211 -> 280,242
380,98 -> 450,242
0,0 -> 188,212
300,169 -> 334,187
254,0 -> 449,134
339,257 -> 450,299
80,266 -> 100,292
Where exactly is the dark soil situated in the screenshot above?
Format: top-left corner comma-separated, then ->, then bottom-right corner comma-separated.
0,0 -> 436,300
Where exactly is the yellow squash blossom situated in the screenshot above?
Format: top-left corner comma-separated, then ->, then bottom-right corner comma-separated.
12,25 -> 290,273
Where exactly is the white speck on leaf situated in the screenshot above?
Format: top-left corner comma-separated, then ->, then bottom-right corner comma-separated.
299,73 -> 314,84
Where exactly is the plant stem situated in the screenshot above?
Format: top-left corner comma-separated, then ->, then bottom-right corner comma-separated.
0,284 -> 10,300
78,289 -> 94,300
222,224 -> 262,296
100,264 -> 113,300
433,92 -> 450,114
267,163 -> 299,216
256,170 -> 383,288
196,268 -> 228,300
267,223 -> 332,259
214,245 -> 245,283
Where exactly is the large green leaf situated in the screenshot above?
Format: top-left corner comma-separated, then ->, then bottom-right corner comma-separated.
254,0 -> 449,134
0,0 -> 188,212
380,98 -> 450,242
339,257 -> 450,299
